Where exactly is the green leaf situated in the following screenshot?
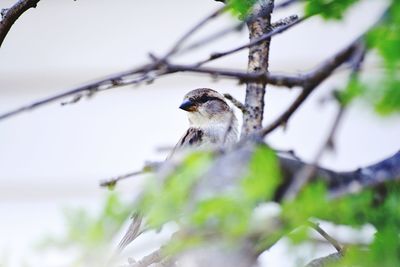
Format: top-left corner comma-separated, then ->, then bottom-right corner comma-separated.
338,77 -> 365,107
367,1 -> 400,69
304,0 -> 360,20
226,0 -> 258,18
192,196 -> 251,237
372,74 -> 400,115
241,145 -> 281,202
139,151 -> 214,228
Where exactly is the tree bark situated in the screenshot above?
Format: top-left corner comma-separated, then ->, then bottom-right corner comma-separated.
241,0 -> 274,137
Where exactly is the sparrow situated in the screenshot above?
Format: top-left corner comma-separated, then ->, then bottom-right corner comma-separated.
169,88 -> 239,157
116,88 -> 239,254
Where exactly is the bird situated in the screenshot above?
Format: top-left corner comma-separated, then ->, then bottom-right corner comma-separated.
115,88 -> 239,254
169,88 -> 239,156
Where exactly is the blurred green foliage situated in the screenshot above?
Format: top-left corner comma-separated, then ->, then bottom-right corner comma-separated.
335,0 -> 400,115
39,193 -> 131,266
282,182 -> 400,266
226,0 -> 258,18
304,0 -> 360,19
138,152 -> 214,229
139,146 -> 281,241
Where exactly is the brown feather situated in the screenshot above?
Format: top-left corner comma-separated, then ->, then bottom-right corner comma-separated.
167,127 -> 204,159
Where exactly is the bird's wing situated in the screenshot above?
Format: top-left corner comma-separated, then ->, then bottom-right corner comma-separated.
115,130 -> 204,254
167,127 -> 204,159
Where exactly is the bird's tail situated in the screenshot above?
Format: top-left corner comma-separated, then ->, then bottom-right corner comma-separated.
116,213 -> 143,254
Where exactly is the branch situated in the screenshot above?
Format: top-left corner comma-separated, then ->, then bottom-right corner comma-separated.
283,106 -> 346,201
0,59 -> 307,122
241,1 -> 275,136
99,170 -> 144,188
163,6 -> 226,59
99,162 -> 159,188
166,63 -> 305,87
271,15 -> 299,29
0,9 -> 305,122
259,40 -> 360,137
223,93 -> 247,114
275,0 -> 299,10
178,22 -> 245,55
0,0 -> 40,47
0,63 -> 156,120
328,150 -> 400,198
196,14 -> 305,67
276,150 -> 400,201
308,221 -> 342,253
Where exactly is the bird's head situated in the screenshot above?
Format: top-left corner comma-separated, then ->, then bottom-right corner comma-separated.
179,88 -> 233,127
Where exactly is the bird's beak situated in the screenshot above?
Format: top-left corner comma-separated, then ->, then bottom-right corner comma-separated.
179,99 -> 196,112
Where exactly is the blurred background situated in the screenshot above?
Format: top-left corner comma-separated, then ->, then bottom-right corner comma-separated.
0,0 -> 399,266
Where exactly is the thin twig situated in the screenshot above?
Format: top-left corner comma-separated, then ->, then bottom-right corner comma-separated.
283,106 -> 345,201
0,63 -> 155,120
178,22 -> 245,55
281,40 -> 366,200
274,0 -> 299,10
0,0 -> 40,47
0,62 -> 303,121
308,221 -> 342,253
100,162 -> 159,188
166,63 -> 305,86
0,10 -> 305,121
259,39 -> 359,137
223,93 -> 247,114
99,170 -> 145,188
271,15 -> 299,28
163,6 -> 226,58
196,15 -> 305,66
273,148 -> 301,161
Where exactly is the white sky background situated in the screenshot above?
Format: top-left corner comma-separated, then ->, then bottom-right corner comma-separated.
0,0 -> 399,266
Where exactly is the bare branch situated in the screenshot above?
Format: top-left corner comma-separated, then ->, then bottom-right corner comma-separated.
276,150 -> 400,201
0,9 -> 305,122
0,63 -> 155,121
178,22 -> 245,55
100,161 -> 160,188
260,40 -> 360,137
223,93 -> 247,114
308,221 -> 343,253
275,0 -> 299,10
196,14 -> 305,67
163,6 -> 226,58
271,14 -> 299,29
328,150 -> 400,198
273,147 -> 301,161
99,170 -> 144,188
0,0 -> 40,47
166,63 -> 305,86
0,62 -> 304,122
283,106 -> 346,201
